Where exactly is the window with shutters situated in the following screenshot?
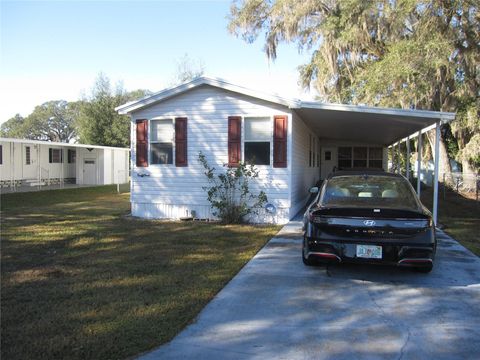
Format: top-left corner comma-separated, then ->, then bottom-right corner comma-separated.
244,117 -> 271,165
25,146 -> 31,165
150,119 -> 173,165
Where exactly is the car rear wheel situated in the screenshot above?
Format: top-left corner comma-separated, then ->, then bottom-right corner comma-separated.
302,236 -> 316,266
414,265 -> 433,273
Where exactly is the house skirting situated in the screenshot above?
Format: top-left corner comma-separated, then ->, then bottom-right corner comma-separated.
131,202 -> 290,224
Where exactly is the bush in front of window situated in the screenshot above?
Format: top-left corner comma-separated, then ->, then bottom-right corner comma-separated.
198,152 -> 268,224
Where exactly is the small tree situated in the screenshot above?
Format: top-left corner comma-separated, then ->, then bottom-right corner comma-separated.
198,152 -> 267,224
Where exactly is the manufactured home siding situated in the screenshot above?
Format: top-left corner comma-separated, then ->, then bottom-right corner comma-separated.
130,85 -> 292,223
290,111 -> 321,218
0,139 -> 129,187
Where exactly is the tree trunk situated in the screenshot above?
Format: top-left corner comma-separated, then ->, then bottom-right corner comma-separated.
425,128 -> 454,186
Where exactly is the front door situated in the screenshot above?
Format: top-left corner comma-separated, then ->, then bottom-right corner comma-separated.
321,147 -> 336,178
23,145 -> 37,179
83,159 -> 97,184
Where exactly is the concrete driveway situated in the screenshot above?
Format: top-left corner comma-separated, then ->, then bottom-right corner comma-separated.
141,221 -> 480,360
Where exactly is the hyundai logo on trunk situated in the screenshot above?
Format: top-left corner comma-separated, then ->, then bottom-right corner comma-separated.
363,220 -> 376,226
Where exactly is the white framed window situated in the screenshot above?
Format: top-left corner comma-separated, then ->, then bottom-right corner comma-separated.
150,119 -> 173,165
338,146 -> 384,169
317,139 -> 320,167
368,147 -> 383,168
313,137 -> 316,167
25,146 -> 31,165
244,116 -> 271,165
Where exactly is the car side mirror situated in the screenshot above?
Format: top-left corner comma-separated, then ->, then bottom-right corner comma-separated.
309,187 -> 319,194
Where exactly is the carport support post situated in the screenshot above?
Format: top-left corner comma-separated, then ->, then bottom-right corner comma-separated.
406,136 -> 410,180
417,131 -> 422,196
433,121 -> 441,226
397,142 -> 401,174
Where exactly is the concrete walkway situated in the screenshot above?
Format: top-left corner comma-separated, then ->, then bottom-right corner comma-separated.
141,220 -> 480,360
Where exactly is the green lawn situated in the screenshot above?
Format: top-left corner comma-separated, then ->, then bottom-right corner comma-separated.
1,186 -> 280,360
420,186 -> 480,256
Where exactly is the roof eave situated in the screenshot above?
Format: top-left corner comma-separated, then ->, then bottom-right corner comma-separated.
115,76 -> 299,115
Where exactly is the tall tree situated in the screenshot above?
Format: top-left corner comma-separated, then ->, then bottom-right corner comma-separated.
170,53 -> 205,85
0,114 -> 27,139
0,101 -> 78,142
78,73 -> 151,147
229,0 -> 479,175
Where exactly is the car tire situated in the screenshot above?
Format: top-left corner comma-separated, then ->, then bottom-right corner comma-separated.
302,236 -> 316,266
414,265 -> 433,273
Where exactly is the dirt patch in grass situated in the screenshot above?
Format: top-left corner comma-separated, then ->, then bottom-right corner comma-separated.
1,186 -> 280,360
420,186 -> 480,256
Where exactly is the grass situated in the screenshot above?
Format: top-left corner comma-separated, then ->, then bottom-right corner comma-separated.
420,186 -> 480,256
1,186 -> 280,360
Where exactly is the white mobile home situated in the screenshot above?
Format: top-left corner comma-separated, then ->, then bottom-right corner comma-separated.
0,138 -> 129,189
116,77 -> 454,224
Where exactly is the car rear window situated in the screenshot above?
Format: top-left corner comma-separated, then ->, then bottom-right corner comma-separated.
320,175 -> 420,210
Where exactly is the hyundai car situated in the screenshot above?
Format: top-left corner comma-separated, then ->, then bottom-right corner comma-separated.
302,171 -> 436,273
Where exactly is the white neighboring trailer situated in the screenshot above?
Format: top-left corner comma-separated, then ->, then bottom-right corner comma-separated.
0,138 -> 130,189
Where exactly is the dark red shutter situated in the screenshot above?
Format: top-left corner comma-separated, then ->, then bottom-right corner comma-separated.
136,119 -> 148,167
273,115 -> 288,168
175,117 -> 188,167
228,116 -> 241,166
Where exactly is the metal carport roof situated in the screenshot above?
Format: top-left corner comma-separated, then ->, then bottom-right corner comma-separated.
293,102 -> 454,146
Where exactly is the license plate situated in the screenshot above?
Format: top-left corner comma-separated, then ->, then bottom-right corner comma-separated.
356,245 -> 382,259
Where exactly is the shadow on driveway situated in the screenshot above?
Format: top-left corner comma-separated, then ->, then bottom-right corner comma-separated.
140,221 -> 480,360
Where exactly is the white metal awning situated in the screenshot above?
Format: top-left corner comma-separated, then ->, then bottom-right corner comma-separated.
293,103 -> 455,146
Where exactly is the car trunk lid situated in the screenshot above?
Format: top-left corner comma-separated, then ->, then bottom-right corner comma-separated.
310,207 -> 431,239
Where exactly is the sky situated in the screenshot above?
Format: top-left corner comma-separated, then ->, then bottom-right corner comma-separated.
0,0 -> 314,124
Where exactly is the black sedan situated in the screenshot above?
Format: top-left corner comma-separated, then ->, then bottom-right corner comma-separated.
302,171 -> 436,273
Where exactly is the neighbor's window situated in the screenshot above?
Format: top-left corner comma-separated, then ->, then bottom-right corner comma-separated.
25,146 -> 31,165
244,117 -> 271,165
68,149 -> 76,164
49,148 -> 63,163
150,119 -> 173,165
0,145 -> 2,164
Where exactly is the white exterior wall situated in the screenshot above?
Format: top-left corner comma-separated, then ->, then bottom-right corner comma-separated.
0,139 -> 129,185
289,112 -> 321,219
0,141 -> 76,181
112,149 -> 129,184
130,85 -> 292,224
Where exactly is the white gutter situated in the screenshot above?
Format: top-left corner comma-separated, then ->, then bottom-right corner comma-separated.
298,101 -> 456,121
